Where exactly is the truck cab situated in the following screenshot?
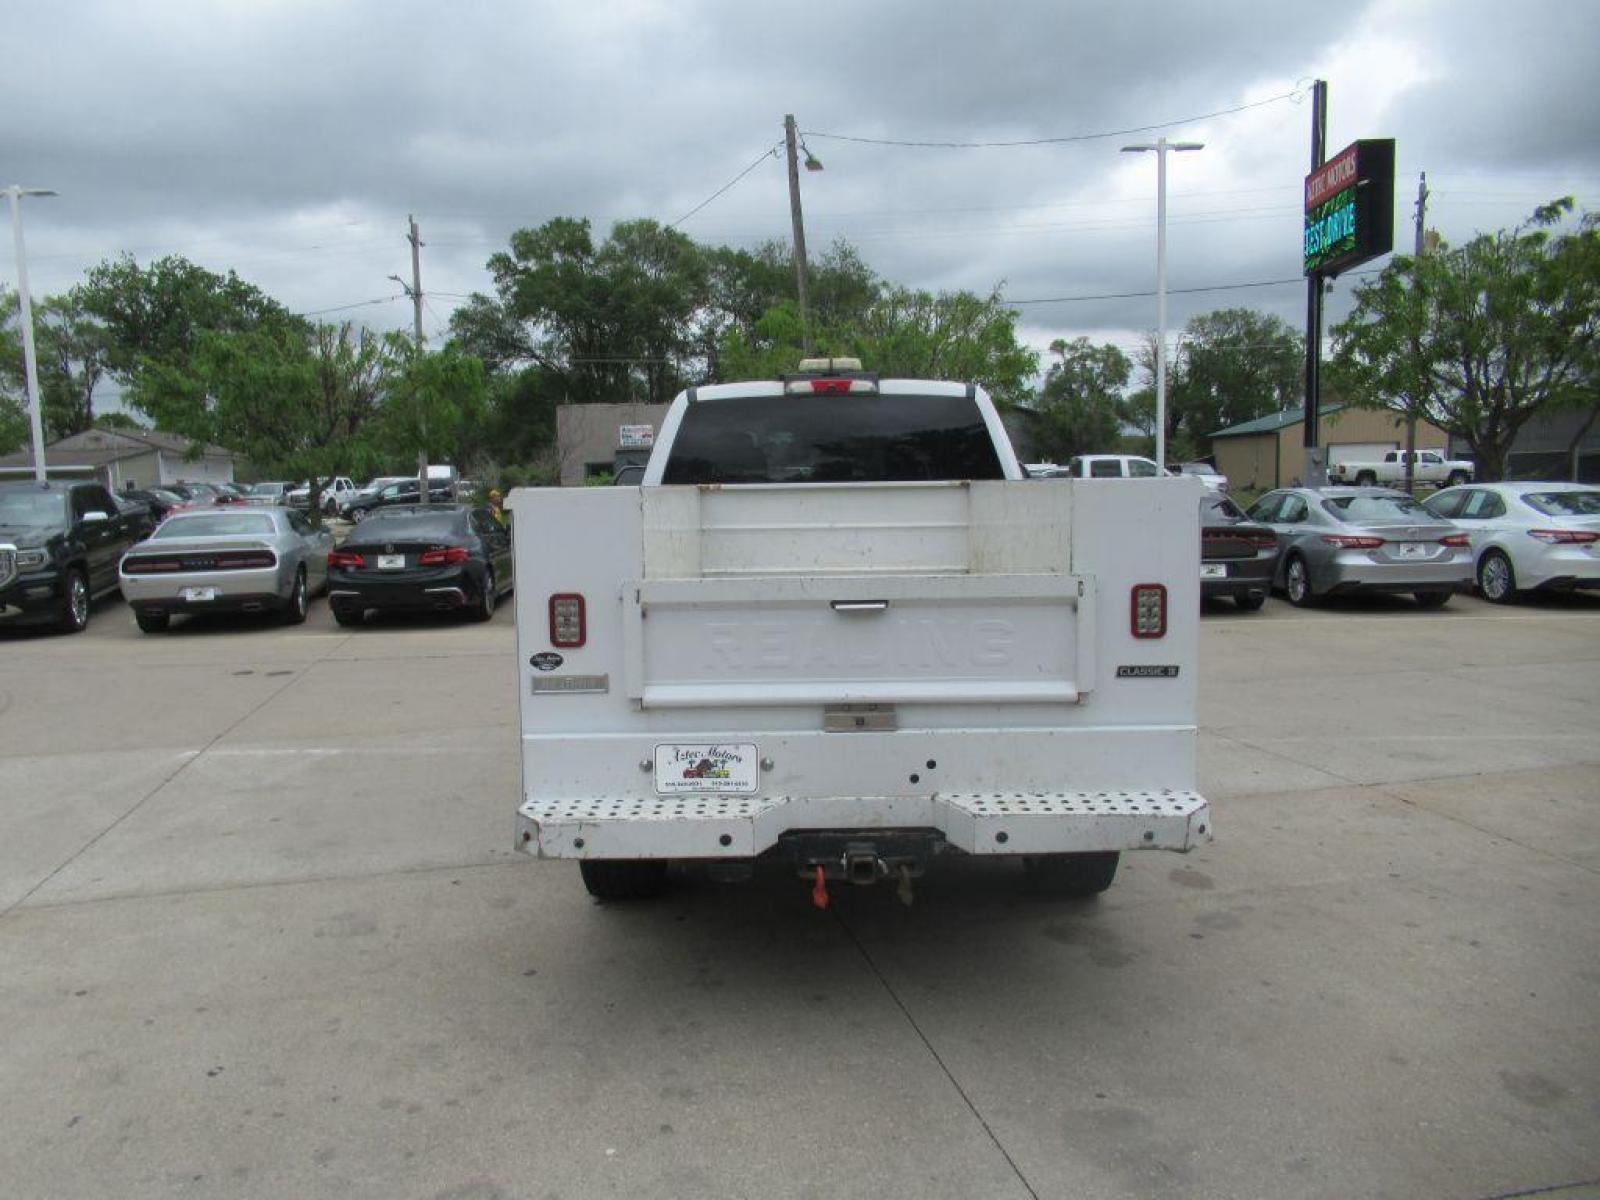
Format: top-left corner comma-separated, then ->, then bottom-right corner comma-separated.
509,360 -> 1211,903
1062,454 -> 1166,479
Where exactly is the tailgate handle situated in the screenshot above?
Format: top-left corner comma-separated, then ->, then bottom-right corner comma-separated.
830,599 -> 889,613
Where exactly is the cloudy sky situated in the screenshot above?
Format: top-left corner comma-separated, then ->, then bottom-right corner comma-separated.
4,0 -> 1597,401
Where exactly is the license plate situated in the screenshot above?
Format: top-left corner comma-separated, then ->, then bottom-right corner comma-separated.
654,743 -> 760,795
1200,563 -> 1228,579
1396,542 -> 1428,559
181,586 -> 218,602
377,554 -> 405,570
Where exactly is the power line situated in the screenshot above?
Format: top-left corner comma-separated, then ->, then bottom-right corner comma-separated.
801,90 -> 1302,150
669,143 -> 783,227
1004,269 -> 1381,306
299,293 -> 405,316
422,295 -> 450,335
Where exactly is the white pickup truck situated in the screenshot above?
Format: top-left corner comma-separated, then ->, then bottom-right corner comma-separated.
1329,449 -> 1473,488
509,360 -> 1212,903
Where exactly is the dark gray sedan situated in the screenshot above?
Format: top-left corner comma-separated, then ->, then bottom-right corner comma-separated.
119,506 -> 333,632
1244,487 -> 1472,608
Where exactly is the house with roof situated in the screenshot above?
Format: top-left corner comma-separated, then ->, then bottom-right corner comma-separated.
0,426 -> 243,491
1209,405 -> 1449,492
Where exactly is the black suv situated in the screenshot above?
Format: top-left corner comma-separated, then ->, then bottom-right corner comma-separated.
0,481 -> 154,633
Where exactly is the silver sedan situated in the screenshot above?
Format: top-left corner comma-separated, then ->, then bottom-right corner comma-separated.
119,506 -> 332,632
1244,487 -> 1473,608
1424,482 -> 1600,603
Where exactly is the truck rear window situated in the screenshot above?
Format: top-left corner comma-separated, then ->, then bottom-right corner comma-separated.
661,394 -> 1005,485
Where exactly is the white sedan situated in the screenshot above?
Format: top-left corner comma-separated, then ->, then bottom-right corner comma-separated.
1423,482 -> 1600,603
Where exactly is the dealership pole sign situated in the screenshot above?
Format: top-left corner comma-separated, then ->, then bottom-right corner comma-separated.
1304,138 -> 1395,276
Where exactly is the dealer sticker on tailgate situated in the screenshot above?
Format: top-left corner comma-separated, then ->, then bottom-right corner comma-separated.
654,743 -> 759,795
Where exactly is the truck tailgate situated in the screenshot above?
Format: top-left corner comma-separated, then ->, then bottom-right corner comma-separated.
509,477 -> 1207,860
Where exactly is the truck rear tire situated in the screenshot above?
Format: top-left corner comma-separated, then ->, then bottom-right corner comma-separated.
1023,851 -> 1120,897
1355,470 -> 1377,487
579,859 -> 669,901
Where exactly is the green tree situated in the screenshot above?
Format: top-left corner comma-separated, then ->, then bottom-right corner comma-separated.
377,342 -> 490,474
470,217 -> 709,406
0,396 -> 25,455
33,293 -> 110,439
0,287 -> 29,453
136,321 -> 397,517
1166,309 -> 1302,454
717,286 -> 1038,404
1033,337 -> 1132,462
77,254 -> 303,420
697,240 -> 878,378
93,411 -> 144,432
2,288 -> 112,442
1334,199 -> 1600,481
480,365 -> 564,471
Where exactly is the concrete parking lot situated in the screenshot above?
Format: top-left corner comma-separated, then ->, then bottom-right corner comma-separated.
2,591 -> 1598,1200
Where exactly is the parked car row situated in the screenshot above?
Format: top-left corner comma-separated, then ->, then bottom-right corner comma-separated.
1243,487 -> 1470,608
238,475 -> 469,518
1022,471 -> 1599,614
1216,482 -> 1598,611
0,479 -> 511,635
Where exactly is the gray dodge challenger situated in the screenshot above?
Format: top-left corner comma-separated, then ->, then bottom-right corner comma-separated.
119,506 -> 333,632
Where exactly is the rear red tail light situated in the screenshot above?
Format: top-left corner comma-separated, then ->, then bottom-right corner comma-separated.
1130,584 -> 1167,639
327,549 -> 365,569
1528,529 -> 1599,544
218,551 -> 276,569
1439,533 -> 1470,547
418,546 -> 470,565
1321,534 -> 1385,549
549,593 -> 586,647
1246,530 -> 1277,549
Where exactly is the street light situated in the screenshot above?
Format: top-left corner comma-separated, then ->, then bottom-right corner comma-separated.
5,185 -> 58,483
1121,138 -> 1202,473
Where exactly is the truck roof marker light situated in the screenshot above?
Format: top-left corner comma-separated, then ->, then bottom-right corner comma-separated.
1131,583 -> 1167,639
784,377 -> 878,396
797,356 -> 864,372
549,593 -> 586,648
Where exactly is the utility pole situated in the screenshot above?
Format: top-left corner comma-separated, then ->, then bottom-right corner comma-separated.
390,216 -> 429,504
784,115 -> 813,354
1404,171 -> 1429,494
5,185 -> 56,483
1302,79 -> 1328,487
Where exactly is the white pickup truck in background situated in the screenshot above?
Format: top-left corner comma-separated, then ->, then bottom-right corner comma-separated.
1329,449 -> 1474,488
509,360 -> 1211,904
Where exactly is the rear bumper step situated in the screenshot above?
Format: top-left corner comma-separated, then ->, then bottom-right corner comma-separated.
517,789 -> 1211,860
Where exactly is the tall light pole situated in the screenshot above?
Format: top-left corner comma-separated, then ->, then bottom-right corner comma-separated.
1120,138 -> 1202,472
6,185 -> 57,483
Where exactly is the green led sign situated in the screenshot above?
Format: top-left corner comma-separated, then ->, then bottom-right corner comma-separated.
1303,138 -> 1394,277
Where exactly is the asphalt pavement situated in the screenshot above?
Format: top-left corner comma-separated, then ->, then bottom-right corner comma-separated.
1,589 -> 1597,1200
